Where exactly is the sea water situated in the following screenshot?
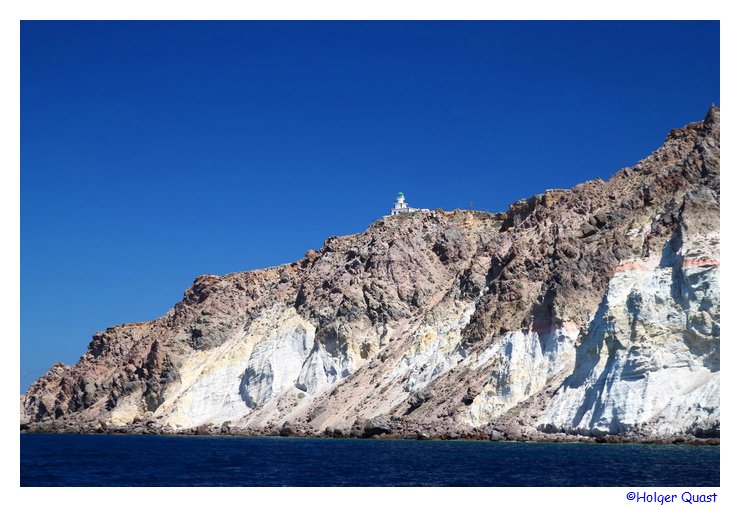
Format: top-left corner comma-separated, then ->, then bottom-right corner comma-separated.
20,433 -> 719,487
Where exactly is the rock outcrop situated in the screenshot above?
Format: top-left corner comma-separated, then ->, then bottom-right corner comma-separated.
22,107 -> 720,441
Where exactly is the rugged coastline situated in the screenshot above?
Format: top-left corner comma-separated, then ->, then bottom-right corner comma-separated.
22,107 -> 720,445
20,418 -> 720,446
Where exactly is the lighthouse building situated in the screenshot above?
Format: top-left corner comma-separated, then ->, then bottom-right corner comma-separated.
389,192 -> 427,216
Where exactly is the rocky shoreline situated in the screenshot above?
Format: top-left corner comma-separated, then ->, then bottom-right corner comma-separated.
21,418 -> 719,446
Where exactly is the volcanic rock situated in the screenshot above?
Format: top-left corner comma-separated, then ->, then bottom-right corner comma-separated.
22,107 -> 721,442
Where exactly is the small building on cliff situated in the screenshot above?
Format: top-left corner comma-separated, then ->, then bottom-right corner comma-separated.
389,192 -> 427,216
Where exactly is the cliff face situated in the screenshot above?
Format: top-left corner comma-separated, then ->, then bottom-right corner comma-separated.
23,107 -> 720,440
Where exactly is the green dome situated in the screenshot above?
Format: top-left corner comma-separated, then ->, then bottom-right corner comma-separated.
398,192 -> 404,196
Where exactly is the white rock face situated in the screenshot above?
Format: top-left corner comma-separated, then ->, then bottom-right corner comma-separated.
241,323 -> 312,407
149,307 -> 324,428
466,324 -> 579,426
109,386 -> 146,426
295,343 -> 348,395
386,300 -> 475,393
538,204 -> 719,436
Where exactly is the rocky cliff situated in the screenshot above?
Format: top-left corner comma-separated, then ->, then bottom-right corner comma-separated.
22,107 -> 720,442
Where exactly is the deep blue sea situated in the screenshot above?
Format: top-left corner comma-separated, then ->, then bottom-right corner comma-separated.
20,434 -> 719,487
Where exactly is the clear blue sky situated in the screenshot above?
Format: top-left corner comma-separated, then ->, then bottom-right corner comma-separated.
21,21 -> 719,391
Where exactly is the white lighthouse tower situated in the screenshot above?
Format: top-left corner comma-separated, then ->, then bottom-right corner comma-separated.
389,192 -> 422,216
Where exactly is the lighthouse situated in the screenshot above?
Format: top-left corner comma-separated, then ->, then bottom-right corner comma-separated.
389,192 -> 422,216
